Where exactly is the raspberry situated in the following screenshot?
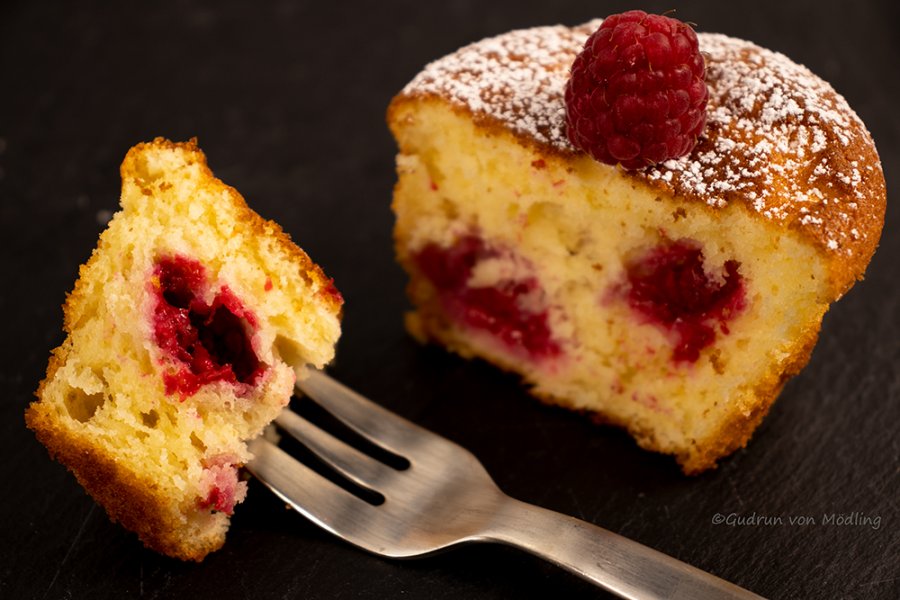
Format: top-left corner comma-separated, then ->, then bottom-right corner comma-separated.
565,11 -> 708,169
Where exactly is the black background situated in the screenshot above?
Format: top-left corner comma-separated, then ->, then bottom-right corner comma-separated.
2,1 -> 897,598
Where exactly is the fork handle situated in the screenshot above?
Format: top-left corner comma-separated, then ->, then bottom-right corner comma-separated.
487,496 -> 764,600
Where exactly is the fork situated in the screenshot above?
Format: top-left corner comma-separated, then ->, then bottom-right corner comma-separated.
246,369 -> 764,600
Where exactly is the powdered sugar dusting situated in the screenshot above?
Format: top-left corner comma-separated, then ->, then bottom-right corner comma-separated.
644,33 -> 873,256
403,22 -> 597,149
401,21 -> 881,258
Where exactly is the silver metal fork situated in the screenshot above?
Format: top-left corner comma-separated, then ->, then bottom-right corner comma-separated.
246,369 -> 764,600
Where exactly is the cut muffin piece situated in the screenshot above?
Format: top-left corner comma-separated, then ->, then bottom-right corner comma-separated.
26,138 -> 342,560
388,22 -> 886,473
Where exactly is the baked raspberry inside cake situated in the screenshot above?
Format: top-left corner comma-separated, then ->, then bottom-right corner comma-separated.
622,239 -> 746,364
151,254 -> 266,396
414,234 -> 561,361
26,139 -> 342,560
388,21 -> 885,473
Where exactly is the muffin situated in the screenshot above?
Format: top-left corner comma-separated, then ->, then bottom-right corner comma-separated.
387,20 -> 885,473
26,138 -> 342,560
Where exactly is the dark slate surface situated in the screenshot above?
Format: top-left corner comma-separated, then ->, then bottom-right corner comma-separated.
2,1 -> 897,598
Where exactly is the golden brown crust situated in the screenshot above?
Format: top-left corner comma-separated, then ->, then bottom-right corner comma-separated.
26,401 -> 220,561
676,324 -> 820,474
29,337 -> 218,561
389,23 -> 886,298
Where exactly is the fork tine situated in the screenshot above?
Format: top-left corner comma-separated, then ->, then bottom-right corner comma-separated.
274,409 -> 399,493
246,437 -> 377,538
295,369 -> 438,457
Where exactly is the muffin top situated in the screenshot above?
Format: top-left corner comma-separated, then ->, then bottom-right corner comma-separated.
394,20 -> 886,291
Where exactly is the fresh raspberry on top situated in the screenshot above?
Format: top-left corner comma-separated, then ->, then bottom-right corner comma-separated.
564,10 -> 708,169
